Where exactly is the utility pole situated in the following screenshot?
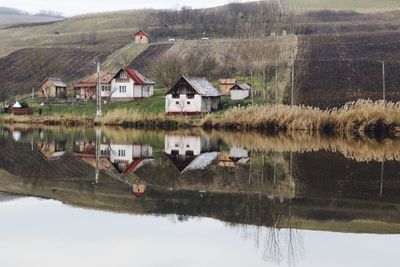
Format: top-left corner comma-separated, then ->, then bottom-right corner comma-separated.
251,69 -> 254,106
96,62 -> 102,117
382,60 -> 386,102
380,161 -> 384,197
291,61 -> 294,106
262,68 -> 266,101
95,128 -> 101,184
275,65 -> 278,103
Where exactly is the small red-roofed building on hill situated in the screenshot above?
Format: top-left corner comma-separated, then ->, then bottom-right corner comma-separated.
134,30 -> 150,44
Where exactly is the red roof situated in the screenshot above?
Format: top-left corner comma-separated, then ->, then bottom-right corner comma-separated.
124,159 -> 145,174
73,152 -> 95,158
73,82 -> 96,88
134,30 -> 149,37
113,68 -> 156,85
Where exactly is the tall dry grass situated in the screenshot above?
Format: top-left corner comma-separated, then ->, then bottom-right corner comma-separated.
203,100 -> 400,134
96,108 -> 198,129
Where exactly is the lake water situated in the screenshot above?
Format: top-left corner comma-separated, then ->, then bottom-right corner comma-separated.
0,125 -> 399,267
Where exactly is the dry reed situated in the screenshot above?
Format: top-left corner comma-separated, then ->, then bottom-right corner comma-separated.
203,100 -> 400,135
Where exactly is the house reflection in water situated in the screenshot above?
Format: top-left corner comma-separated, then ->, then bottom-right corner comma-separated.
132,184 -> 146,197
218,147 -> 251,168
164,134 -> 220,173
37,139 -> 67,161
73,139 -> 153,174
105,143 -> 153,173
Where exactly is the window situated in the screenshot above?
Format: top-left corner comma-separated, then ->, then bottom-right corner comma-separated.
187,101 -> 190,105
102,85 -> 111,92
120,71 -> 127,78
175,101 -> 180,105
119,86 -> 127,93
102,85 -> 110,92
118,150 -> 126,157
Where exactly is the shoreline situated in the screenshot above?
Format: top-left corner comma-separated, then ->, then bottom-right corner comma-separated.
1,100 -> 399,137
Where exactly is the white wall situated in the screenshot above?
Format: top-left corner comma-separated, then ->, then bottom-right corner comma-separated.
230,90 -> 249,100
164,135 -> 202,156
109,79 -> 134,99
132,144 -> 153,158
165,94 -> 203,113
110,144 -> 133,164
133,85 -> 154,98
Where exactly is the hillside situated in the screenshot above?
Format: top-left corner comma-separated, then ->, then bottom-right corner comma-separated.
1,1 -> 399,58
283,0 -> 400,12
0,46 -> 122,100
295,31 -> 400,108
0,7 -> 64,27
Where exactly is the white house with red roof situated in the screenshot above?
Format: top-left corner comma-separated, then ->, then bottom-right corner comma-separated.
103,68 -> 156,101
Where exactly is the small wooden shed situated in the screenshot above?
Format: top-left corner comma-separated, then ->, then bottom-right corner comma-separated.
230,83 -> 251,100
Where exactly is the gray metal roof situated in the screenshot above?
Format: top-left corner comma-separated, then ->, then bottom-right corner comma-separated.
135,70 -> 156,85
48,78 -> 67,87
183,152 -> 219,173
230,83 -> 251,90
185,77 -> 221,97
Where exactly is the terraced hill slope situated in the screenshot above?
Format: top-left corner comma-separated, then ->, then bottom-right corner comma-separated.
295,31 -> 400,108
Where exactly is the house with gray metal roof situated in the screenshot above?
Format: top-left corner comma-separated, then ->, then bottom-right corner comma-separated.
37,77 -> 67,98
165,76 -> 221,115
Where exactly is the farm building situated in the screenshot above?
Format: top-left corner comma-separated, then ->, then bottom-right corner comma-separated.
165,76 -> 221,115
164,134 -> 220,173
73,71 -> 115,101
134,30 -> 150,44
10,101 -> 33,115
102,68 -> 156,101
230,83 -> 251,100
219,79 -> 236,95
37,78 -> 67,98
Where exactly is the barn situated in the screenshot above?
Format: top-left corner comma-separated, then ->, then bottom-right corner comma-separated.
165,76 -> 221,115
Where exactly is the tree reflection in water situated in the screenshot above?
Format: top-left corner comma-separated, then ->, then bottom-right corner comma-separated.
229,199 -> 304,266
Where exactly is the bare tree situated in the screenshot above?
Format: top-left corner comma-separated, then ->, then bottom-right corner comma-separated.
152,54 -> 185,88
22,49 -> 60,88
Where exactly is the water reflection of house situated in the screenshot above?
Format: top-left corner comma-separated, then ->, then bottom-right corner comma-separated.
164,135 -> 219,173
108,143 -> 153,173
132,184 -> 146,197
73,139 -> 153,174
37,140 -> 67,160
218,147 -> 251,168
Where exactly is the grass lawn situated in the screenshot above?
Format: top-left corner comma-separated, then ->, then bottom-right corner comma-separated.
16,87 -> 167,117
